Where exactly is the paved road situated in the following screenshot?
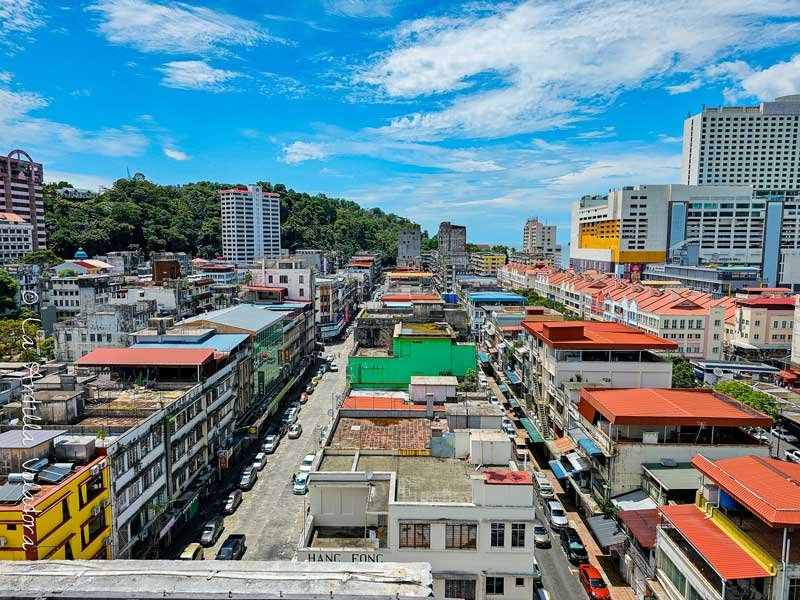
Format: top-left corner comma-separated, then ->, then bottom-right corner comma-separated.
202,334 -> 354,561
532,500 -> 588,600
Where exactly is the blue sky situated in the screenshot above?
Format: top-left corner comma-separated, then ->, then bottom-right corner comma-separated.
2,1 -> 800,247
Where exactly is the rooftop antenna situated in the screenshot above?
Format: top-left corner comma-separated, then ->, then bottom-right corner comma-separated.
126,166 -> 131,180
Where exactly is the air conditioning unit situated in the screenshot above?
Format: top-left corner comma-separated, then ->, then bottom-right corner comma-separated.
102,536 -> 112,547
90,465 -> 100,476
0,537 -> 6,548
100,499 -> 111,509
92,506 -> 101,516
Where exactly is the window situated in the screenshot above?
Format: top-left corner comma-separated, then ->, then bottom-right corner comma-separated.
788,578 -> 800,600
279,275 -> 289,284
490,523 -> 505,547
399,523 -> 430,548
61,499 -> 70,522
445,580 -> 476,600
511,523 -> 526,548
515,577 -> 525,587
446,523 -> 477,549
485,577 -> 504,595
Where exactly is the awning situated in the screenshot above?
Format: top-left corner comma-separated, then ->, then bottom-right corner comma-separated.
497,341 -> 508,350
780,370 -> 799,380
586,515 -> 626,549
488,348 -> 499,354
478,352 -> 490,364
554,437 -> 575,453
578,437 -> 603,458
520,418 -> 544,443
565,452 -> 590,473
507,396 -> 520,409
505,368 -> 522,385
498,384 -> 509,393
549,460 -> 569,480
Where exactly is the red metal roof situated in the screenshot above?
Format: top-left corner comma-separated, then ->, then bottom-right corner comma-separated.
522,320 -> 677,350
381,294 -> 442,302
246,285 -> 287,292
500,325 -> 523,332
618,509 -> 660,548
691,455 -> 800,527
735,297 -> 796,309
578,388 -> 772,427
483,470 -> 532,485
660,504 -> 771,580
76,347 -> 214,367
343,396 -> 445,411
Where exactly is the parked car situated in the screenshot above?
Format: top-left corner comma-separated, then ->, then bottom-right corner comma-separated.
533,521 -> 551,548
239,466 -> 258,491
288,423 -> 303,439
560,527 -> 590,564
489,395 -> 499,405
578,564 -> 610,599
282,408 -> 298,425
180,542 -> 204,560
773,426 -> 799,443
311,377 -> 320,386
326,354 -> 334,363
305,383 -> 315,394
262,435 -> 280,454
751,428 -> 772,444
293,472 -> 309,495
289,400 -> 301,413
216,534 -> 246,560
786,449 -> 800,464
330,362 -> 339,372
253,452 -> 268,471
299,392 -> 309,404
535,472 -> 555,500
319,425 -> 329,445
503,422 -> 517,439
200,516 -> 224,547
223,490 -> 242,514
299,454 -> 316,472
546,500 -> 568,531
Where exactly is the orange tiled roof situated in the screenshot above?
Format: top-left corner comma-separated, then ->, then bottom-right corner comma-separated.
521,320 -> 677,350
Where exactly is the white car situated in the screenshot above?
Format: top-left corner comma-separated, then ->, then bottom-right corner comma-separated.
773,427 -> 799,444
299,454 -> 316,473
786,449 -> 800,464
252,452 -> 267,471
326,354 -> 334,363
330,362 -> 339,372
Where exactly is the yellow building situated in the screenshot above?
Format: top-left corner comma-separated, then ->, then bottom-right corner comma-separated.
469,253 -> 507,277
0,447 -> 112,560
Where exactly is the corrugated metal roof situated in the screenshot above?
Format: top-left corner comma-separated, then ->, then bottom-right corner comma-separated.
76,347 -> 214,367
132,333 -> 249,353
0,429 -> 67,449
578,387 -> 772,427
181,305 -> 284,332
618,509 -> 661,548
660,504 -> 771,580
692,454 -> 800,527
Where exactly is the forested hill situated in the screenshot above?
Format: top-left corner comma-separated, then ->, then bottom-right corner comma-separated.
44,179 -> 417,261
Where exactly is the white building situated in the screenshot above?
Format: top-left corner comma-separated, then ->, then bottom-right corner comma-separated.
521,217 -> 561,265
220,185 -> 281,263
0,212 -> 32,264
246,255 -> 315,302
301,436 -> 540,600
41,273 -> 124,321
681,94 -> 800,190
397,226 -> 422,268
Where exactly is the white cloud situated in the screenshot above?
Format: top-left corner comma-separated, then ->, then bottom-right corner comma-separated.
730,54 -> 800,100
666,80 -> 702,94
574,127 -> 616,140
282,141 -> 327,164
87,0 -> 275,54
324,0 -> 397,18
359,0 -> 800,139
45,170 -> 115,191
163,147 -> 190,161
260,72 -> 306,98
0,85 -> 148,157
158,61 -> 241,92
0,0 -> 44,39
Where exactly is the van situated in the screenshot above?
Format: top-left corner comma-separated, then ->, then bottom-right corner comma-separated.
534,472 -> 555,500
546,500 -> 568,531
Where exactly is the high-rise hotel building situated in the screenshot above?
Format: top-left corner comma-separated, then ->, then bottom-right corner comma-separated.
220,185 -> 281,263
0,149 -> 45,250
681,95 -> 800,190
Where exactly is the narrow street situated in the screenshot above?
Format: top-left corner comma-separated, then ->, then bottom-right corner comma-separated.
172,334 -> 354,560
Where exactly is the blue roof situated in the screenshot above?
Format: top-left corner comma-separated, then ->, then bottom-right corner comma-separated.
578,437 -> 603,458
549,460 -> 569,480
468,292 -> 526,303
498,384 -> 509,393
505,368 -> 522,385
182,305 -> 284,332
132,333 -> 249,353
478,351 -> 490,363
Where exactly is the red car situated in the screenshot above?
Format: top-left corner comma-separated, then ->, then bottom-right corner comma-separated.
299,392 -> 309,404
579,564 -> 610,599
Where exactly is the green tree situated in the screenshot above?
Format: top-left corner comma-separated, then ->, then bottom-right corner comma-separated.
0,317 -> 53,361
17,249 -> 63,267
669,356 -> 701,388
713,380 -> 778,419
522,290 -> 582,321
0,270 -> 19,313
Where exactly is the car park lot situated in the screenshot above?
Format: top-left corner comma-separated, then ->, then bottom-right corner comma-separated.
198,335 -> 353,561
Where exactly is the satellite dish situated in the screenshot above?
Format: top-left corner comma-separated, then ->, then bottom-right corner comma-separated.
365,469 -> 374,481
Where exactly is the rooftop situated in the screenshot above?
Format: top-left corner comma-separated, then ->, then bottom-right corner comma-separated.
181,304 -> 284,332
467,292 -> 527,303
328,417 -> 441,451
661,503 -> 771,580
76,347 -> 215,367
691,454 -> 800,527
523,321 -> 678,350
131,333 -> 249,354
381,294 -> 442,303
0,429 -> 66,449
409,375 -> 458,386
578,388 -> 772,427
395,322 -> 453,338
0,560 -> 433,599
735,297 -> 796,309
618,509 -> 661,548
